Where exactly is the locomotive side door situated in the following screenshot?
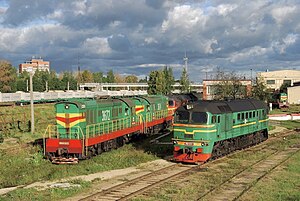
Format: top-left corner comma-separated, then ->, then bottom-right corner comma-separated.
225,113 -> 233,139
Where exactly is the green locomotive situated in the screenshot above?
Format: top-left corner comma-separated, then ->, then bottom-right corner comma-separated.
172,99 -> 269,163
44,95 -> 173,164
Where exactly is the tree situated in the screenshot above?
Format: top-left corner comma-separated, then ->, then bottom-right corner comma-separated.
0,60 -> 17,92
106,70 -> 115,83
60,71 -> 77,90
148,70 -> 159,95
252,76 -> 271,101
156,70 -> 166,94
33,70 -> 49,91
125,75 -> 138,83
180,68 -> 190,93
212,68 -> 247,100
81,70 -> 94,83
114,74 -> 125,83
279,82 -> 291,94
48,70 -> 61,91
93,72 -> 103,83
163,66 -> 175,95
16,71 -> 30,91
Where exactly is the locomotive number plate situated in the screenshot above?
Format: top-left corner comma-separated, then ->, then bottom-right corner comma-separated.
59,142 -> 69,145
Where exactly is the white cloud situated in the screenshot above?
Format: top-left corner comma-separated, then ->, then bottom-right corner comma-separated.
144,37 -> 158,44
161,5 -> 207,33
72,1 -> 88,16
83,37 -> 112,55
271,6 -> 296,25
271,33 -> 298,54
216,4 -> 238,16
229,46 -> 268,62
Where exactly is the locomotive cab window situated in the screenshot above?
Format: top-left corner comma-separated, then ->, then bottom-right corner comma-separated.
175,111 -> 189,123
191,112 -> 207,124
168,100 -> 174,107
212,116 -> 216,123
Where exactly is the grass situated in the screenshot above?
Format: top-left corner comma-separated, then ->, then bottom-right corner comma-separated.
0,144 -> 158,189
269,104 -> 300,115
0,104 -> 55,143
0,179 -> 91,201
278,120 -> 300,130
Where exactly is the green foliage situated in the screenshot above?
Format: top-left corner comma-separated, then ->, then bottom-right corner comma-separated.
16,72 -> 30,91
211,68 -> 248,100
125,75 -> 138,83
163,66 -> 175,95
48,71 -> 61,90
81,70 -> 94,83
279,82 -> 291,93
93,72 -> 103,83
106,70 -> 115,83
148,70 -> 159,95
32,70 -> 52,92
0,60 -> 17,92
148,67 -> 175,95
179,68 -> 190,93
60,71 -> 77,90
252,75 -> 270,101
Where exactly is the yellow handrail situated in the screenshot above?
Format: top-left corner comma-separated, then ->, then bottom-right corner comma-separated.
43,125 -> 85,155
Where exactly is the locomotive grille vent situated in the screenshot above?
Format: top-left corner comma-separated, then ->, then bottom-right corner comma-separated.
184,134 -> 193,139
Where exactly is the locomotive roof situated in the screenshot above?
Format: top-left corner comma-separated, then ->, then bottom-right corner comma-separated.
177,99 -> 268,114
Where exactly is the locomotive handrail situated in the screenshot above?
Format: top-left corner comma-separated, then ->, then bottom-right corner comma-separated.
43,125 -> 85,139
85,116 -> 133,139
43,125 -> 85,155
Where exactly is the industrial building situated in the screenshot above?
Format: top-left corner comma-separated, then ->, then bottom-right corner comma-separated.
258,69 -> 300,90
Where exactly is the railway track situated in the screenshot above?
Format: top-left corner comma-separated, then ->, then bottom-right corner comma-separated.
130,129 -> 299,201
75,128 -> 298,201
79,163 -> 201,201
198,144 -> 300,201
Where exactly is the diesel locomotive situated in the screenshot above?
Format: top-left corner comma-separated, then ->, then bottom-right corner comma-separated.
172,99 -> 269,163
43,95 -> 173,164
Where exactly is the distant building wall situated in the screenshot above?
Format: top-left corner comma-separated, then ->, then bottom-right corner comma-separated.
202,79 -> 252,100
258,70 -> 300,90
19,58 -> 50,74
287,86 -> 300,104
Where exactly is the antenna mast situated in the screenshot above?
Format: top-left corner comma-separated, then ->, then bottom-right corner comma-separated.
183,51 -> 188,74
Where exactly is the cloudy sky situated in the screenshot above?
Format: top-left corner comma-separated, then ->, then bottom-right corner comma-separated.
0,0 -> 299,82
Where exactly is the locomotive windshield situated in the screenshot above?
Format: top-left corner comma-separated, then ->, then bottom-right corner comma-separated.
191,112 -> 207,124
175,111 -> 190,123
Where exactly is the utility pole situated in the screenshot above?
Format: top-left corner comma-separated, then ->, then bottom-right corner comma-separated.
29,68 -> 35,134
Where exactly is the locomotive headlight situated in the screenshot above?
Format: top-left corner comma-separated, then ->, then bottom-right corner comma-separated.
173,141 -> 177,145
65,104 -> 69,109
201,142 -> 205,146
